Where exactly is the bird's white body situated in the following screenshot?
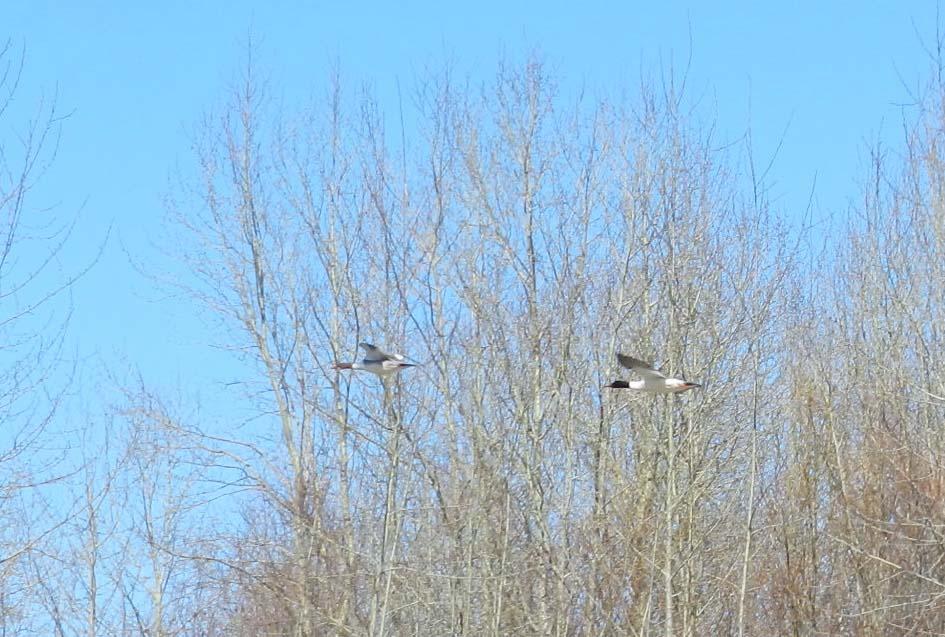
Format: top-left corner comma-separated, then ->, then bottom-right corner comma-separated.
348,359 -> 410,377
625,378 -> 696,393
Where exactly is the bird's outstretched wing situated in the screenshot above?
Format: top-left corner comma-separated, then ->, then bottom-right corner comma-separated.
359,342 -> 404,362
617,353 -> 666,380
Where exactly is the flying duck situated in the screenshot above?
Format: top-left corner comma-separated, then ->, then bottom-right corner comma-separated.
332,342 -> 416,377
605,353 -> 702,393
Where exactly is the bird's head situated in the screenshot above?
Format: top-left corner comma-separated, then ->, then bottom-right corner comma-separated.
604,380 -> 630,389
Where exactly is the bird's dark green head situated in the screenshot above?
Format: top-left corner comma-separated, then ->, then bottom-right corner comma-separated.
604,380 -> 630,389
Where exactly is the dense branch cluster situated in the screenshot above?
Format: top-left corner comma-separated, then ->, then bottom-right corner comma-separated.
3,45 -> 945,636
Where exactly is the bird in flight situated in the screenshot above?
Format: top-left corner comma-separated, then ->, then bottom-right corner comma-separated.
332,342 -> 416,377
605,353 -> 702,393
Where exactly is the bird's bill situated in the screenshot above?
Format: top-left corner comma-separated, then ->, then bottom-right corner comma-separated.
685,382 -> 702,389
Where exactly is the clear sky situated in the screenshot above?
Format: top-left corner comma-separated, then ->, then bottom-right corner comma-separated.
2,1 -> 938,407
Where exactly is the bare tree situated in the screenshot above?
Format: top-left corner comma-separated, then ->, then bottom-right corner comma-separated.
123,47 -> 807,637
6,28 -> 945,636
0,40 -> 86,635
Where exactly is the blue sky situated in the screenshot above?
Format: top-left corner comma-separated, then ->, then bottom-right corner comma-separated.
2,1 -> 938,406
